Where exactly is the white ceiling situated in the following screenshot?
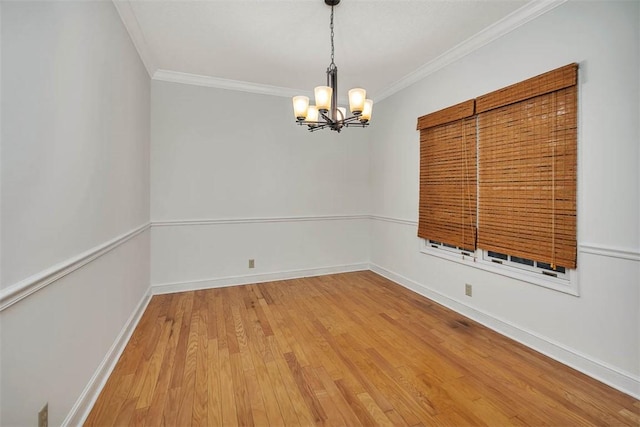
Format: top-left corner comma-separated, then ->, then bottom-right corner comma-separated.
115,0 -> 562,100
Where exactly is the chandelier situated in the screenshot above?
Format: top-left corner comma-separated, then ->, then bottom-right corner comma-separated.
292,0 -> 373,132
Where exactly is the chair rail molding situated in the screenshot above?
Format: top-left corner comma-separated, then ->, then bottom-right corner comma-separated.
151,214 -> 370,227
0,223 -> 151,312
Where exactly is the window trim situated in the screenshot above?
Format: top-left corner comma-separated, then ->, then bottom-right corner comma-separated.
420,239 -> 579,296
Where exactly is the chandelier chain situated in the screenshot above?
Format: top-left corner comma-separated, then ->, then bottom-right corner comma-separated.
330,5 -> 335,66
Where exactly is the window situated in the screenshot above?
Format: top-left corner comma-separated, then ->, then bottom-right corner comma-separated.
417,64 -> 578,294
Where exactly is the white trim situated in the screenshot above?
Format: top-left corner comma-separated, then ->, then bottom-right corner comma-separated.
580,244 -> 640,262
0,223 -> 151,312
62,288 -> 152,427
112,0 -> 157,77
112,0 -> 565,101
369,214 -> 640,263
369,215 -> 417,227
152,214 -> 370,227
373,0 -> 568,101
152,263 -> 369,295
153,69 -> 312,99
420,240 -> 580,297
369,263 -> 640,399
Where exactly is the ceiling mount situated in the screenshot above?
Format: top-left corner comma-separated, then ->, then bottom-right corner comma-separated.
324,0 -> 340,6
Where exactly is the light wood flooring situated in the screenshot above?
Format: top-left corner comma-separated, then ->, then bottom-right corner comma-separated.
85,271 -> 640,426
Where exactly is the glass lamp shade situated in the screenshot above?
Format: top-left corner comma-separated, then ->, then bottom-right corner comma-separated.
292,96 -> 310,121
360,99 -> 373,122
314,86 -> 332,112
348,88 -> 366,115
337,107 -> 347,122
306,105 -> 319,123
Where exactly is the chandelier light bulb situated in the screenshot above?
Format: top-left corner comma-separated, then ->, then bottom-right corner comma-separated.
292,96 -> 310,121
307,105 -> 319,123
314,86 -> 333,112
348,88 -> 366,115
360,99 -> 373,122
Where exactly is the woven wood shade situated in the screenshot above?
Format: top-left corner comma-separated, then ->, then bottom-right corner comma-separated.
477,84 -> 578,268
418,113 -> 477,250
417,99 -> 475,130
476,63 -> 578,113
416,63 -> 578,270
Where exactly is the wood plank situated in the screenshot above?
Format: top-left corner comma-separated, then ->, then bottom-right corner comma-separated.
85,272 -> 639,427
218,347 -> 239,427
192,294 -> 209,426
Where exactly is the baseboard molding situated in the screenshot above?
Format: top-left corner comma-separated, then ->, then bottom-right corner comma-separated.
0,223 -> 150,312
152,263 -> 370,295
62,287 -> 152,427
369,263 -> 640,399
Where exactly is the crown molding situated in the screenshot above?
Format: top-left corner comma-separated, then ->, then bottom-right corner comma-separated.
112,0 -> 157,77
115,0 -> 566,101
152,69 -> 314,99
372,0 -> 568,102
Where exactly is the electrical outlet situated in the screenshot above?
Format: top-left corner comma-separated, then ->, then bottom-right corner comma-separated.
465,283 -> 472,297
38,403 -> 48,427
248,259 -> 255,269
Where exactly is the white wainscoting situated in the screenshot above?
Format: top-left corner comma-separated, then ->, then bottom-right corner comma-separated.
150,215 -> 371,292
0,227 -> 151,426
0,223 -> 150,312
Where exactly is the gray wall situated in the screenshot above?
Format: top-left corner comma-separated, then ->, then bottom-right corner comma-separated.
1,2 -> 151,425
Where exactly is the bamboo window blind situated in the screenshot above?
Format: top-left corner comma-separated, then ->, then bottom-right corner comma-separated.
417,63 -> 578,269
417,100 -> 477,250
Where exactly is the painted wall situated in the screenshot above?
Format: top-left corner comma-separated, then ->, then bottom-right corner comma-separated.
370,0 -> 639,396
0,2 -> 150,425
150,81 -> 370,289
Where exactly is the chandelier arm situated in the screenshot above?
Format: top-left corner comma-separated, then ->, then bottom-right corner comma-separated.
319,110 -> 335,124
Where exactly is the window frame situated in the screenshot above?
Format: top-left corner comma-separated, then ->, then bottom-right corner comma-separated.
416,64 -> 580,296
421,239 -> 579,296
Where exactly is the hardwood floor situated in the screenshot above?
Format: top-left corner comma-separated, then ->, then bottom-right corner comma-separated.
85,271 -> 639,426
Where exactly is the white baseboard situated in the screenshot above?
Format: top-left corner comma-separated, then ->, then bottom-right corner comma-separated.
369,263 -> 640,400
151,263 -> 370,295
63,262 -> 638,427
62,287 -> 152,427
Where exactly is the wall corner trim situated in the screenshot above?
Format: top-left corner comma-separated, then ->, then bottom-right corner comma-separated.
62,287 -> 152,427
369,263 -> 640,399
112,0 -> 157,77
0,223 -> 151,312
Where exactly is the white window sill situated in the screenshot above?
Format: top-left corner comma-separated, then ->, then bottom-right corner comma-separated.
419,240 -> 580,296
